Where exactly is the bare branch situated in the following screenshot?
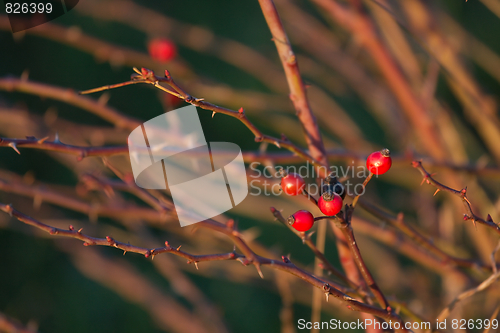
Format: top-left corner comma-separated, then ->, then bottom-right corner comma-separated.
412,160 -> 500,235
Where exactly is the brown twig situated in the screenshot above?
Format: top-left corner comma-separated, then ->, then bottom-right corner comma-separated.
0,175 -> 171,224
257,0 -> 328,174
435,269 -> 500,322
79,67 -> 323,169
0,312 -> 38,333
351,173 -> 373,208
271,207 -> 353,286
2,134 -> 500,177
312,0 -> 446,161
0,202 -> 237,263
0,202 -> 410,330
359,200 -> 492,272
0,77 -> 141,130
333,205 -> 391,311
412,160 -> 500,235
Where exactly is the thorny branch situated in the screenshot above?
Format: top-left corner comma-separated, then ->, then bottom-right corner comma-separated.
270,207 -> 353,287
359,200 -> 493,272
0,202 -> 410,331
79,67 -> 324,169
333,205 -> 391,311
412,161 -> 500,235
4,135 -> 500,176
0,312 -> 38,333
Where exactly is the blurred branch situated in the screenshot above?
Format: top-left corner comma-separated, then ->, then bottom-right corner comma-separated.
278,0 -> 402,139
436,269 -> 500,322
0,202 -> 410,329
0,136 -> 129,160
0,77 -> 141,130
0,174 -> 171,224
312,0 -> 446,161
59,243 -> 215,333
0,312 -> 38,333
359,200 -> 493,272
412,161 -> 500,235
270,207 -> 356,288
257,3 -> 330,326
333,206 -> 390,311
0,202 -> 238,263
258,0 -> 328,173
352,216 -> 472,280
2,135 -> 500,177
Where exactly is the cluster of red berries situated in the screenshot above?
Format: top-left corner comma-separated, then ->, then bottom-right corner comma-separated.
282,149 -> 392,232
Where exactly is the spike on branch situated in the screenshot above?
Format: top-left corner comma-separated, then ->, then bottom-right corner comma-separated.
8,142 -> 20,154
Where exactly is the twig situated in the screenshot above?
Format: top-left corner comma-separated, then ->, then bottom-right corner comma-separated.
435,269 -> 500,322
412,160 -> 500,235
483,304 -> 500,333
0,175 -> 171,224
0,312 -> 38,333
0,202 -> 408,330
0,77 -> 141,130
351,173 -> 373,208
271,207 -> 354,287
359,200 -> 492,272
491,240 -> 500,274
2,135 -> 500,176
333,205 -> 390,311
0,202 -> 237,262
312,0 -> 446,161
79,67 -> 324,168
257,0 -> 328,174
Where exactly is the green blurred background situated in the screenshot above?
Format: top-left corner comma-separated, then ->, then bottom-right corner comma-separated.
1,0 -> 499,332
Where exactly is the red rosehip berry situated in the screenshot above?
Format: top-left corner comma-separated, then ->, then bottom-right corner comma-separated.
287,210 -> 315,232
280,172 -> 305,196
366,148 -> 392,175
148,38 -> 177,62
318,192 -> 343,216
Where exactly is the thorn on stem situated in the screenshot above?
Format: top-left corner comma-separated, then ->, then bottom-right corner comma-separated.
433,189 -> 440,196
37,136 -> 49,144
194,262 -> 199,270
8,142 -> 20,154
255,264 -> 264,279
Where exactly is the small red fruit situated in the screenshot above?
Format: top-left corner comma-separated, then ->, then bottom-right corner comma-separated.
148,38 -> 177,62
281,172 -> 305,196
288,210 -> 315,232
318,192 -> 343,216
366,148 -> 392,175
